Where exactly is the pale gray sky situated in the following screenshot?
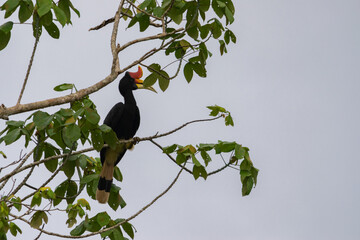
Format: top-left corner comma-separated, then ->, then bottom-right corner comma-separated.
1,0 -> 360,239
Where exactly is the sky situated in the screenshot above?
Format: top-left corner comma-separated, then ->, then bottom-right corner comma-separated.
1,0 -> 360,239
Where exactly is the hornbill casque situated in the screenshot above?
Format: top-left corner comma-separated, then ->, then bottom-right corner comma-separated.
96,66 -> 156,204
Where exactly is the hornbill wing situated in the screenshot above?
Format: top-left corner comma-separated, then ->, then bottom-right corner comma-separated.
97,103 -> 126,204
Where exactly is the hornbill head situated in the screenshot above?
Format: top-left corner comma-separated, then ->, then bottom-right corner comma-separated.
119,66 -> 157,95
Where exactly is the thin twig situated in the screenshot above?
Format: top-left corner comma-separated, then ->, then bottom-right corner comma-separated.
21,144 -> 75,202
0,147 -> 35,191
10,166 -> 184,238
150,139 -> 193,174
16,21 -> 40,105
0,116 -> 223,184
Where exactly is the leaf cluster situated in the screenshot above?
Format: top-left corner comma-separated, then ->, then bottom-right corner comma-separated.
71,212 -> 135,240
0,0 -> 80,49
163,140 -> 258,196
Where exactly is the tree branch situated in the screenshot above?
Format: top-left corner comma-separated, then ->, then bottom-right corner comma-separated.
111,0 -> 126,73
10,165 -> 184,239
0,115 -> 222,185
16,20 -> 40,105
150,139 -> 193,174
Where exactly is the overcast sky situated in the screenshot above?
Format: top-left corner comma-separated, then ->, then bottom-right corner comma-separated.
1,0 -> 360,239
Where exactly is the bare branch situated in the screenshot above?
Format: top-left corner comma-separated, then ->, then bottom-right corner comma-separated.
0,73 -> 119,120
89,17 -> 115,31
17,27 -> 40,105
111,0 -> 126,73
116,28 -> 184,53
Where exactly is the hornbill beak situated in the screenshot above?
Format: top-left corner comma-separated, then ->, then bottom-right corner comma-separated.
129,66 -> 157,93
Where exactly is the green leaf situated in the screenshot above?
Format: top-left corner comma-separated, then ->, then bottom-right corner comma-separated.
199,24 -> 210,39
68,1 -> 80,17
187,26 -> 199,40
19,0 -> 34,23
212,0 -> 224,18
240,159 -> 252,171
122,222 -> 134,239
198,143 -> 215,151
113,167 -> 123,182
229,30 -> 236,43
70,221 -> 86,236
158,70 -> 170,92
31,192 -> 42,207
44,143 -> 59,172
0,21 -> 13,50
54,83 -> 74,91
108,185 -> 123,211
30,211 -> 48,229
66,180 -> 78,204
139,0 -> 152,9
58,0 -> 70,23
224,30 -> 230,44
168,10 -> 183,25
143,73 -> 158,87
0,21 -> 13,33
80,173 -> 99,184
192,62 -> 206,77
200,150 -> 211,166
44,22 -> 60,39
183,63 -> 193,83
2,0 -> 20,18
127,15 -> 138,28
97,212 -> 111,227
193,165 -> 207,180
0,30 -> 11,51
147,63 -> 161,72
191,154 -> 201,167
218,141 -> 236,153
9,222 -> 22,236
91,129 -> 104,151
225,114 -> 234,126
138,13 -> 150,32
37,0 -> 52,17
84,107 -> 100,125
10,197 -> 21,211
163,144 -> 177,154
234,144 -> 245,159
63,158 -> 76,179
33,111 -> 53,130
39,9 -> 52,26
217,0 -> 226,8
152,6 -> 164,17
2,128 -> 21,145
63,124 -> 81,146
53,5 -> 66,26
0,151 -> 7,159
6,120 -> 24,127
251,167 -> 259,185
199,0 -> 210,12
242,176 -> 254,196
176,153 -> 186,165
54,180 -> 68,206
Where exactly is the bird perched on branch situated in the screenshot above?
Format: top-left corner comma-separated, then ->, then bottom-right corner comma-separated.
96,66 -> 156,204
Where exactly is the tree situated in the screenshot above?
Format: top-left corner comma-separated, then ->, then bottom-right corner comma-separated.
0,0 -> 258,239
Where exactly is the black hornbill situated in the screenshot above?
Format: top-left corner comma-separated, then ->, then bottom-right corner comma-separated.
96,66 -> 156,203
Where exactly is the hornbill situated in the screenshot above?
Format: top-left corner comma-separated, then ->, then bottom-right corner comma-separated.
96,66 -> 156,204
